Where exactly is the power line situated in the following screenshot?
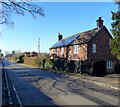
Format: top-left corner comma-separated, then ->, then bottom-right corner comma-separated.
37,3 -> 50,54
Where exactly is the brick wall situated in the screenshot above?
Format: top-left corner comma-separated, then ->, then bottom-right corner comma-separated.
87,28 -> 116,61
49,47 -> 67,58
68,44 -> 87,61
50,44 -> 88,61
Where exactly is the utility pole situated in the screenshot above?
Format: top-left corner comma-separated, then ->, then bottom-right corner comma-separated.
38,38 -> 40,54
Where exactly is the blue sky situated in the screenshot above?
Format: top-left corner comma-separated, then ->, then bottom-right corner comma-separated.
0,2 -> 118,55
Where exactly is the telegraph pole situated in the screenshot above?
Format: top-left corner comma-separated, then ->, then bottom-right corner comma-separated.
38,38 -> 40,54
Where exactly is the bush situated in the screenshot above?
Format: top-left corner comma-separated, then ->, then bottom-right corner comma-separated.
54,58 -> 61,70
45,59 -> 53,70
12,55 -> 19,62
34,53 -> 49,68
24,56 -> 36,67
17,55 -> 24,63
34,57 -> 42,67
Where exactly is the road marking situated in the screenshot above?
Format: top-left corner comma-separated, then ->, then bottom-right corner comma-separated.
3,61 -> 23,107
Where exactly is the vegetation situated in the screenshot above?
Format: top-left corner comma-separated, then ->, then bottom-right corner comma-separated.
110,2 -> 120,73
23,53 -> 53,69
45,60 -> 54,70
24,56 -> 37,67
0,49 -> 3,62
34,53 -> 49,68
110,3 -> 120,59
10,51 -> 24,63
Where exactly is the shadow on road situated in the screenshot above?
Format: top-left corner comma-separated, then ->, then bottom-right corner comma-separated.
3,60 -> 119,106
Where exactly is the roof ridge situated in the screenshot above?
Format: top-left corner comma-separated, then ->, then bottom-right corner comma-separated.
50,27 -> 100,49
60,33 -> 80,41
61,27 -> 98,41
80,27 -> 98,34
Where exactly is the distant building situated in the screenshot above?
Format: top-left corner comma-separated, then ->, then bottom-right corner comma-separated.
24,51 -> 38,57
49,17 -> 117,73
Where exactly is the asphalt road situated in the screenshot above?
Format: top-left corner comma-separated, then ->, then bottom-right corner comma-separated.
3,59 -> 119,106
0,61 -> 2,106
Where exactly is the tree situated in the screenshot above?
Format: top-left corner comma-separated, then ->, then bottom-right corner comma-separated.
12,50 -> 15,56
0,0 -> 45,27
0,49 -> 3,61
110,2 -> 120,59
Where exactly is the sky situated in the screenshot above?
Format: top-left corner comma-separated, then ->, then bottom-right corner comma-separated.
0,1 -> 118,55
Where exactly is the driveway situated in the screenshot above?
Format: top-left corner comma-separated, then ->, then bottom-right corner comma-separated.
3,59 -> 119,106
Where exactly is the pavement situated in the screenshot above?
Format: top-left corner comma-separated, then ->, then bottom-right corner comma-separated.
70,73 -> 120,91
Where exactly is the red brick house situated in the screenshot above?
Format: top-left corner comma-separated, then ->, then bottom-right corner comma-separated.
49,17 -> 117,72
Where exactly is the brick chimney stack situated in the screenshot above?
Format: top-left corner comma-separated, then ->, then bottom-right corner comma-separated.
58,32 -> 63,41
96,17 -> 104,29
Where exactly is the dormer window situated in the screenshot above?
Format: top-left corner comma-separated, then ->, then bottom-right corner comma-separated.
92,44 -> 96,53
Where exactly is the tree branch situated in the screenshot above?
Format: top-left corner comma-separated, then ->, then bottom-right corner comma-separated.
0,0 -> 45,27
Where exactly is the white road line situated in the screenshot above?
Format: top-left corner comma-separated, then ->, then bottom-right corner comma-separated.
3,61 -> 23,107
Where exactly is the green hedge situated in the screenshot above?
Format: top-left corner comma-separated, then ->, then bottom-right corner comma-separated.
23,53 -> 53,69
24,56 -> 37,67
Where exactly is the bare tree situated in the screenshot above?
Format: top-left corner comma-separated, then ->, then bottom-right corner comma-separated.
0,0 -> 45,27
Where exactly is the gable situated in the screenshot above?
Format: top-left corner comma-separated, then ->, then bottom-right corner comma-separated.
71,26 -> 112,45
89,26 -> 113,43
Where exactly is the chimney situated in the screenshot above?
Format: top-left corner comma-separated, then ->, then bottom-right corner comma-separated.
96,17 -> 104,29
58,32 -> 63,41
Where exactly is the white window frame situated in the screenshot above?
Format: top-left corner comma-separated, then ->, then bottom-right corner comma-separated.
52,49 -> 54,54
106,61 -> 112,69
92,44 -> 96,53
74,45 -> 78,54
61,47 -> 64,55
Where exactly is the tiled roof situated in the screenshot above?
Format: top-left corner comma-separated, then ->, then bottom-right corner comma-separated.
71,28 -> 98,45
50,26 -> 108,49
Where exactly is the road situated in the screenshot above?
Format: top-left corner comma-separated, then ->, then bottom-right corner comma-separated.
0,60 -> 2,106
2,59 -> 119,106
